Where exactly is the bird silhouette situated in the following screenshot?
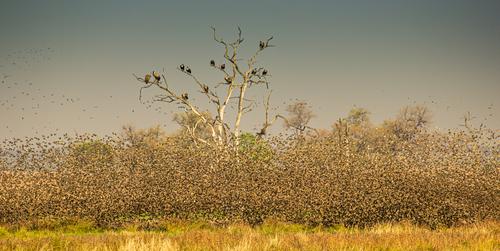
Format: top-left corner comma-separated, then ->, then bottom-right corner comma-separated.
220,64 -> 225,70
186,67 -> 191,74
259,41 -> 265,50
210,60 -> 215,66
181,93 -> 189,100
180,64 -> 185,71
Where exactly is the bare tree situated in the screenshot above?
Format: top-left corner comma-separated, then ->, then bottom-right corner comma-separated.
397,105 -> 431,129
134,27 -> 276,147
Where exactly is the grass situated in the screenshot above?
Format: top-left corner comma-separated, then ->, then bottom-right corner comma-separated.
0,221 -> 498,250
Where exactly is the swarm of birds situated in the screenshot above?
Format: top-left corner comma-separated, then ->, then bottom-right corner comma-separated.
0,124 -> 497,228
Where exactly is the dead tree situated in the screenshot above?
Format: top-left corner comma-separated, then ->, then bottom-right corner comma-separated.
134,27 -> 277,147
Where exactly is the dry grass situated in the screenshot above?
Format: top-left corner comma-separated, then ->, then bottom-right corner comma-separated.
0,221 -> 498,250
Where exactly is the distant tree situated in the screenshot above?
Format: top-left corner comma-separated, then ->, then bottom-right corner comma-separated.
120,125 -> 167,147
346,107 -> 370,126
283,101 -> 315,135
384,105 -> 431,140
342,107 -> 372,141
134,27 -> 279,147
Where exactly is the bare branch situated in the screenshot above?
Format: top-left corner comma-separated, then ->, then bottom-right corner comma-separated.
257,91 -> 285,137
177,67 -> 220,105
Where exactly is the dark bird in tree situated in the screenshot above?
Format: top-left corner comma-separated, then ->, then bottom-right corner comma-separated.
210,60 -> 215,66
259,41 -> 265,50
180,64 -> 185,71
257,127 -> 266,137
152,71 -> 161,81
144,74 -> 151,84
224,76 -> 232,83
251,68 -> 257,75
262,69 -> 268,76
186,67 -> 192,74
220,64 -> 225,70
181,93 -> 189,100
202,84 -> 209,93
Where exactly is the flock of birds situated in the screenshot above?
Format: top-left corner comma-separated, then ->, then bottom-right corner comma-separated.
1,43 -> 497,137
1,38 -> 279,137
0,47 -> 179,137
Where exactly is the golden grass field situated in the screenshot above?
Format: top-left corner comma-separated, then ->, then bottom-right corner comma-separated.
0,221 -> 498,251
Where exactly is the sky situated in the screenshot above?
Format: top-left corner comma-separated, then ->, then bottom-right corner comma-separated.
0,0 -> 499,138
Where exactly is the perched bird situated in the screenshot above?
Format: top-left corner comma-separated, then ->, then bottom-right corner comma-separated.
251,68 -> 257,75
180,64 -> 185,71
262,70 -> 268,76
152,71 -> 161,81
224,76 -> 232,83
210,60 -> 215,66
220,64 -> 225,70
259,41 -> 265,50
186,67 -> 191,74
257,127 -> 267,137
202,84 -> 209,93
181,93 -> 189,100
144,74 -> 151,84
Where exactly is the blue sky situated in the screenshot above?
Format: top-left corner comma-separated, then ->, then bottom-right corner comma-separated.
1,0 -> 499,137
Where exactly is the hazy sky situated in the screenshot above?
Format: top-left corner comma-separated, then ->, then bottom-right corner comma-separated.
1,0 -> 499,138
